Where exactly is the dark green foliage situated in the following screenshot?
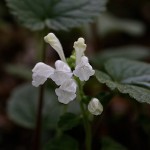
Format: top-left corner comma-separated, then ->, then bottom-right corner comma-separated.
101,137 -> 127,150
58,113 -> 81,131
44,135 -> 79,150
6,0 -> 107,31
95,58 -> 150,104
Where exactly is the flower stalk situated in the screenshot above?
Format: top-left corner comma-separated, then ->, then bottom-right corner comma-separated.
80,101 -> 92,150
33,30 -> 47,150
76,79 -> 91,150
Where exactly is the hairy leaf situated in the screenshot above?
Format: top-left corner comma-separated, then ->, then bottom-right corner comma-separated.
91,46 -> 150,67
7,84 -> 63,129
104,58 -> 150,83
7,84 -> 80,129
6,0 -> 107,31
95,58 -> 150,104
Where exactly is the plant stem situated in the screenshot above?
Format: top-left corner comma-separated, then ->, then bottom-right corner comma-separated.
33,85 -> 44,150
77,79 -> 91,150
80,102 -> 91,150
33,30 -> 47,150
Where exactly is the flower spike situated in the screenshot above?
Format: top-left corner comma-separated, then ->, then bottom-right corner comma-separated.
32,33 -> 95,104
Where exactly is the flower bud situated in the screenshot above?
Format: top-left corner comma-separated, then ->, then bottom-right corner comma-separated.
88,98 -> 103,115
44,33 -> 66,62
73,38 -> 86,65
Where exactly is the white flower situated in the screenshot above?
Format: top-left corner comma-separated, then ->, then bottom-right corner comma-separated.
32,62 -> 54,87
73,56 -> 95,81
55,79 -> 77,104
73,38 -> 86,65
44,33 -> 66,62
50,60 -> 72,85
32,33 -> 96,104
88,98 -> 103,115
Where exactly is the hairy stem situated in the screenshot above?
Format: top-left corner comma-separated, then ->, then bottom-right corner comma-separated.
77,79 -> 91,150
80,102 -> 91,150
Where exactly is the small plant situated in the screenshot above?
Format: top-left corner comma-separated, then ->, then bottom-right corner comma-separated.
6,0 -> 150,150
32,33 -> 102,150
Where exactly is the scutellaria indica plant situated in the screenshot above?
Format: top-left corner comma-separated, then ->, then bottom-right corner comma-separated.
6,0 -> 150,149
29,34 -> 150,149
31,33 -> 103,150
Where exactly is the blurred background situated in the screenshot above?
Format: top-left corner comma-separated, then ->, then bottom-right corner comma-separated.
0,0 -> 150,150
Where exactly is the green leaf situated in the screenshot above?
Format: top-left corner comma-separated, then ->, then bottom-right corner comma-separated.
101,137 -> 127,150
95,58 -> 150,104
98,13 -> 145,36
7,84 -> 81,129
7,84 -> 63,129
6,0 -> 107,31
104,58 -> 150,83
95,70 -> 117,90
58,113 -> 81,131
5,64 -> 32,80
91,46 -> 150,67
44,135 -> 79,150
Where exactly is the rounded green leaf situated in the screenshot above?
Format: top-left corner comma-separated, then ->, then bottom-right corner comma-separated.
7,84 -> 63,129
7,84 -> 81,129
104,58 -> 150,83
6,0 -> 107,31
95,58 -> 150,104
91,46 -> 150,67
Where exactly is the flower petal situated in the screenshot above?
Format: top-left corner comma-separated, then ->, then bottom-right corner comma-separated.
50,71 -> 72,85
55,79 -> 77,104
50,60 -> 72,85
73,56 -> 95,81
55,88 -> 76,104
55,60 -> 71,72
59,79 -> 77,93
44,33 -> 66,62
32,62 -> 54,87
73,38 -> 87,65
